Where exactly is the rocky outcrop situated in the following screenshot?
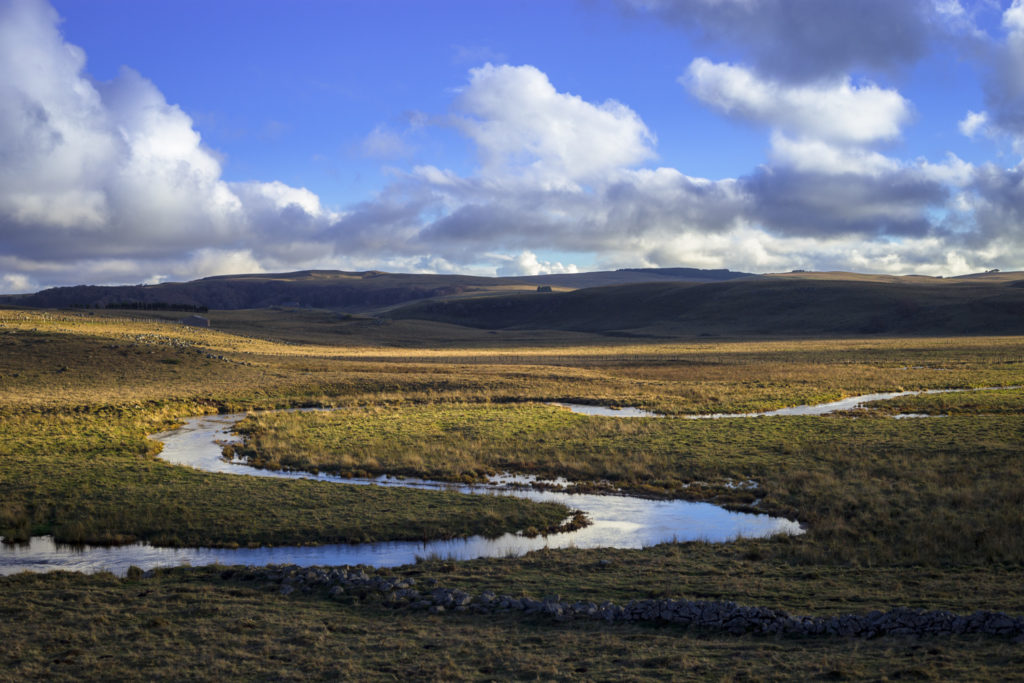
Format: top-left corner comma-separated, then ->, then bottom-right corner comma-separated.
176,565 -> 1024,641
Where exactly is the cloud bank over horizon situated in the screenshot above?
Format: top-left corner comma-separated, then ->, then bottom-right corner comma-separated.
1,0 -> 1024,293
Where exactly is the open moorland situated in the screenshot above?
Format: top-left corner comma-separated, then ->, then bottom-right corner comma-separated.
1,295 -> 1023,680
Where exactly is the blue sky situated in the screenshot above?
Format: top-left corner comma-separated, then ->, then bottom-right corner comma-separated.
2,0 -> 1024,292
50,1 -> 767,203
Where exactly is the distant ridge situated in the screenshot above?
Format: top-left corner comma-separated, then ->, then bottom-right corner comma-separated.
387,273 -> 1024,337
618,267 -> 741,279
0,267 -> 753,312
6,268 -> 1022,337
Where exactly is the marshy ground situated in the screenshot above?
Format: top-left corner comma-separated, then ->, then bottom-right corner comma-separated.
1,307 -> 1022,679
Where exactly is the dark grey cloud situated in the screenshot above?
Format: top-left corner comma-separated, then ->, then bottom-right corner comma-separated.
743,165 -> 948,238
408,168 -> 749,263
601,172 -> 746,237
415,202 -> 559,262
976,4 -> 1024,138
967,162 -> 1024,247
983,82 -> 1024,136
621,0 -> 942,82
321,186 -> 435,255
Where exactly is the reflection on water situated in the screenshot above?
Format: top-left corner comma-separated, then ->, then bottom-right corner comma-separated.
8,387 -> 1015,573
0,412 -> 802,576
689,391 -> 923,419
556,386 -> 1020,420
553,394 -> 926,419
548,403 -> 663,418
6,386 -> 1018,576
0,493 -> 792,576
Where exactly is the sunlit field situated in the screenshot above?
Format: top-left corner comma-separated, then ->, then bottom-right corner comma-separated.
2,307 -> 1023,678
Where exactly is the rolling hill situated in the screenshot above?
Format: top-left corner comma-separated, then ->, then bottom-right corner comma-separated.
4,267 -> 1022,338
0,267 -> 751,312
386,272 -> 1024,337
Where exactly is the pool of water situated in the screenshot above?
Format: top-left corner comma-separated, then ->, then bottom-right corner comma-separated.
548,403 -> 662,418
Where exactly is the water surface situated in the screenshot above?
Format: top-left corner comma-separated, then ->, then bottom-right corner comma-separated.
556,386 -> 1019,420
8,386 -> 1018,575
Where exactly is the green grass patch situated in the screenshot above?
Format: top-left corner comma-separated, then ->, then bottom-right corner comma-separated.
3,309 -> 1024,677
857,387 -> 1024,415
1,568 -> 1022,681
234,399 -> 1024,565
0,408 -> 571,547
404,542 -> 1024,616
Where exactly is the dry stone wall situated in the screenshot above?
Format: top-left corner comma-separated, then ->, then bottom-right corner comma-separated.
164,565 -> 1024,641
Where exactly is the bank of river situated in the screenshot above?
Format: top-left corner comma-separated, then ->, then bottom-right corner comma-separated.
0,411 -> 801,576
8,386 -> 1014,576
555,385 -> 1020,419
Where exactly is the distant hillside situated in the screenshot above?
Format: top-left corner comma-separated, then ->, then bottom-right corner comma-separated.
7,267 -> 1021,338
504,267 -> 751,289
0,267 -> 752,311
386,273 -> 1024,336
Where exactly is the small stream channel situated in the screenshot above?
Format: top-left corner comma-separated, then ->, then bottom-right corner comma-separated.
1,412 -> 802,576
3,386 -> 1015,576
555,386 -> 1018,419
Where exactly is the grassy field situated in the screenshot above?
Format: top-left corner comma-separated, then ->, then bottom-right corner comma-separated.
0,310 -> 573,547
3,568 -> 1023,681
232,392 -> 1024,565
0,409 -> 573,547
2,306 -> 1023,679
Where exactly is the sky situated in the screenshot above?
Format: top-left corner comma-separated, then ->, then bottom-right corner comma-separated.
2,0 -> 1024,293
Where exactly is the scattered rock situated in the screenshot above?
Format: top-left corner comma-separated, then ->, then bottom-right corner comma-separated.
192,564 -> 1024,640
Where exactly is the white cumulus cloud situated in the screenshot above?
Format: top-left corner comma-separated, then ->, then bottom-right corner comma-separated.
3,0 -> 1024,294
494,250 -> 579,276
959,110 -> 989,138
768,133 -> 902,177
0,0 -> 342,287
683,58 -> 912,145
454,63 -> 656,189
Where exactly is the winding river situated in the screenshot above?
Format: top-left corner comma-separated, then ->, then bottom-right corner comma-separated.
556,385 -> 1019,419
2,386 -> 1015,576
0,411 -> 800,576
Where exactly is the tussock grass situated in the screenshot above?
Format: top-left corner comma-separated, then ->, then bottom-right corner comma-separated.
0,407 -> 570,547
235,392 -> 1024,566
407,541 -> 1024,615
856,388 -> 1024,415
3,308 -> 1022,558
2,307 -> 1024,676
1,569 -> 1023,681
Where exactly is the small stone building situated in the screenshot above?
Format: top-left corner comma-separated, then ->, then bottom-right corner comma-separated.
180,314 -> 210,328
